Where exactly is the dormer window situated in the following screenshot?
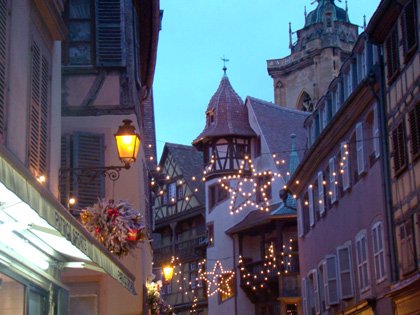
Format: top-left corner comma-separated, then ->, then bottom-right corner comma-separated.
206,110 -> 215,126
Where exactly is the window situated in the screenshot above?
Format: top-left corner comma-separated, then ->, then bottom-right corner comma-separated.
176,185 -> 184,200
341,142 -> 350,191
321,104 -> 328,130
60,132 -> 105,209
189,262 -> 198,289
355,232 -> 370,292
168,182 -> 176,202
329,158 -> 337,204
208,184 -> 229,210
401,0 -> 417,61
408,103 -> 420,158
317,171 -> 325,216
345,67 -> 353,98
392,122 -> 407,174
372,222 -> 387,282
397,220 -> 416,275
66,0 -> 94,65
373,104 -> 380,158
324,255 -> 339,305
385,26 -> 400,80
206,110 -> 215,126
306,270 -> 320,315
337,245 -> 354,299
29,41 -> 50,180
65,0 -> 125,67
207,223 -> 214,247
356,122 -> 366,175
253,137 -> 261,157
0,0 -> 9,140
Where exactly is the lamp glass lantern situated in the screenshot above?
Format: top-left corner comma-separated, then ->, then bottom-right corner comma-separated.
163,265 -> 174,282
114,119 -> 141,168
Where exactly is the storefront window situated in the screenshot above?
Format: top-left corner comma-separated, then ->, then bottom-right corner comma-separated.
0,272 -> 25,314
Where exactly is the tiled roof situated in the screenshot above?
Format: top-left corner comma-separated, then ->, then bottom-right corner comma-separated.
163,143 -> 206,206
247,97 -> 309,174
193,76 -> 256,145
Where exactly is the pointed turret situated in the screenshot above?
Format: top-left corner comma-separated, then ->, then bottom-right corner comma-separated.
193,71 -> 255,177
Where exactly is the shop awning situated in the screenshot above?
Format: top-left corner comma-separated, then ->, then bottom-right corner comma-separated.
0,145 -> 136,294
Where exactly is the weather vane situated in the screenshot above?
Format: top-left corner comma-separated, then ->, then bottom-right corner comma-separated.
221,55 -> 229,76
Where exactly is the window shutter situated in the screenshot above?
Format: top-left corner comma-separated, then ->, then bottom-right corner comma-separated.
322,260 -> 329,309
60,135 -> 71,206
308,186 -> 315,227
337,245 -> 354,298
313,270 -> 320,315
341,142 -> 350,191
318,171 -> 325,215
356,122 -> 366,175
356,234 -> 370,291
325,255 -> 339,305
373,104 -> 380,158
0,0 -> 8,138
302,278 -> 308,315
297,199 -> 304,237
409,104 -> 420,157
402,1 -> 417,56
329,158 -> 337,204
95,0 -> 125,66
398,222 -> 416,275
386,27 -> 399,79
372,222 -> 387,282
29,41 -> 49,178
72,132 -> 105,209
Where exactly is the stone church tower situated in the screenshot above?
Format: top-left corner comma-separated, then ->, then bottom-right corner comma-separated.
267,0 -> 359,111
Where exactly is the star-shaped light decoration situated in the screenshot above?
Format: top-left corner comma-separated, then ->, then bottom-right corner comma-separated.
200,260 -> 235,297
222,156 -> 281,214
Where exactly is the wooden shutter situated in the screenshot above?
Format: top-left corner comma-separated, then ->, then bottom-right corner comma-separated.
302,278 -> 308,315
401,0 -> 417,57
372,222 -> 386,282
409,104 -> 420,157
313,270 -> 320,315
329,158 -> 337,204
325,255 -> 339,305
337,245 -> 354,299
392,123 -> 407,173
386,27 -> 399,79
0,0 -> 8,138
95,0 -> 125,66
398,222 -> 416,275
373,104 -> 380,158
308,186 -> 315,227
356,122 -> 366,175
28,41 -> 49,177
318,171 -> 325,216
72,132 -> 105,209
341,142 -> 350,191
297,199 -> 304,237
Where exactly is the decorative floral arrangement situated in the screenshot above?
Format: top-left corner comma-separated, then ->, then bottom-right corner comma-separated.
146,281 -> 175,315
80,199 -> 147,257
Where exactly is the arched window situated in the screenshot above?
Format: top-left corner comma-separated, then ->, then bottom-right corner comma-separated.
297,91 -> 313,112
275,81 -> 285,105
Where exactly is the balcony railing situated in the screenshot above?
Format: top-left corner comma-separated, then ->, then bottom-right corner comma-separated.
153,234 -> 207,263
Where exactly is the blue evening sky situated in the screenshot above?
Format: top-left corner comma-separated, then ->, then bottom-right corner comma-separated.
153,0 -> 381,158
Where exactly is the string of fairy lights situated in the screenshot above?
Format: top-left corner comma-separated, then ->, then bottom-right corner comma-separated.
150,137 -> 360,215
160,238 -> 298,311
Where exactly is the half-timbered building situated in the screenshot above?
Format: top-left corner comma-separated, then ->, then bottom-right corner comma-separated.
152,143 -> 208,315
367,0 -> 420,313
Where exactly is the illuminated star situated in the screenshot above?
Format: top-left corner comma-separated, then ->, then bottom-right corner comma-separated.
201,261 -> 234,297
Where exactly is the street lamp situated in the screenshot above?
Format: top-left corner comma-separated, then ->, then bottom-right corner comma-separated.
60,119 -> 141,207
114,119 -> 141,168
162,264 -> 174,282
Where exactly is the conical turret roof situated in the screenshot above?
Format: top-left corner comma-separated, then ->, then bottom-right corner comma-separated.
193,75 -> 255,146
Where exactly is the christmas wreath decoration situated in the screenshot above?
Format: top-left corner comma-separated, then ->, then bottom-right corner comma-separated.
80,199 -> 147,257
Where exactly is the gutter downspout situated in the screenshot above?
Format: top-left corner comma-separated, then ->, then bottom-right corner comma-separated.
368,50 -> 398,282
232,234 -> 238,315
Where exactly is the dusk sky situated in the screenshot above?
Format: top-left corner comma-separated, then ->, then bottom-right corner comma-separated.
153,0 -> 381,158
